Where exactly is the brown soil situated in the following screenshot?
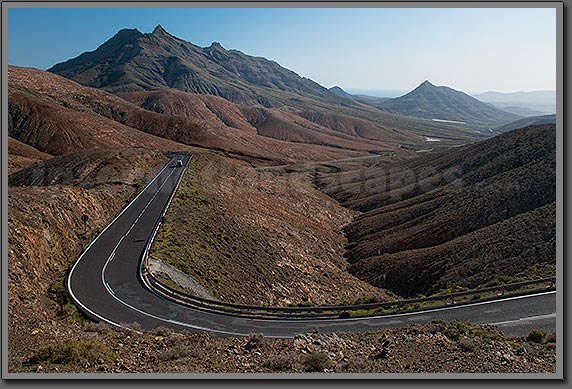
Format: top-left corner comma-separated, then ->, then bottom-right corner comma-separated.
9,321 -> 555,374
8,148 -> 168,370
318,124 -> 556,297
151,152 -> 393,306
8,136 -> 52,174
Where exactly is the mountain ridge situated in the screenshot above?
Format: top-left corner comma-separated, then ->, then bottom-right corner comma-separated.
48,25 -> 343,107
473,90 -> 556,116
377,81 -> 522,127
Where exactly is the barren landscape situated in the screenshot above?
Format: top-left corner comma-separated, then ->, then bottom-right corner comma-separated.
6,20 -> 558,376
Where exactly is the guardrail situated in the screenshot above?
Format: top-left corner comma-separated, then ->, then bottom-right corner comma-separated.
138,155 -> 556,320
142,267 -> 555,319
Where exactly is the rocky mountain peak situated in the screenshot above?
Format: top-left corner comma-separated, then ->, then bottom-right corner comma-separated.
111,28 -> 143,43
209,42 -> 225,50
418,80 -> 436,89
152,24 -> 168,35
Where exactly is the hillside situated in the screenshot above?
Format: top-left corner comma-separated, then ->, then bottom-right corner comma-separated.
318,124 -> 555,297
377,81 -> 521,128
9,148 -> 166,190
494,114 -> 556,134
10,66 -> 412,165
47,26 -> 492,144
149,153 -> 394,306
8,67 -> 189,156
8,137 -> 52,174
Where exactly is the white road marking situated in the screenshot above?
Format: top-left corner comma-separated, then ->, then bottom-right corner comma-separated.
67,160 -> 174,332
102,279 -> 249,336
69,156 -> 556,337
488,313 -> 556,326
263,291 -> 556,323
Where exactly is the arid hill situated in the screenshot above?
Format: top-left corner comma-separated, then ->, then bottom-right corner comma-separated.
494,114 -> 556,134
47,26 -> 491,144
318,124 -> 556,297
150,153 -> 395,306
8,67 -> 188,156
10,66 -> 421,165
8,137 -> 52,174
120,89 -> 418,155
9,147 -> 167,190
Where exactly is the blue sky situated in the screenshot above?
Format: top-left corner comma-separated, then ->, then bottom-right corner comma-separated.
8,7 -> 557,94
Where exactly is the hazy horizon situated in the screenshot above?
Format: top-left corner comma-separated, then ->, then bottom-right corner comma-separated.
343,87 -> 556,99
8,7 -> 557,94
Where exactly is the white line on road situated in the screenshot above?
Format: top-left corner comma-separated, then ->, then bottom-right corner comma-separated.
67,159 -> 174,333
488,313 -> 556,326
263,291 -> 556,323
94,158 -> 253,336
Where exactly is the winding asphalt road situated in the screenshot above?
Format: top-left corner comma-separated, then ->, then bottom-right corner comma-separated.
67,155 -> 556,338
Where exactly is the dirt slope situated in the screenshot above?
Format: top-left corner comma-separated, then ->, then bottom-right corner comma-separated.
8,149 -> 168,369
151,153 -> 394,306
318,124 -> 556,297
8,137 -> 52,174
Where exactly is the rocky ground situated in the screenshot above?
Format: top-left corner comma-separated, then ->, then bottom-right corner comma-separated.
11,319 -> 555,374
7,148 -> 168,373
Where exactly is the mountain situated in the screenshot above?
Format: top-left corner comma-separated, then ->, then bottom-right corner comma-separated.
48,25 -> 344,107
473,90 -> 556,115
494,114 -> 556,134
376,81 -> 522,128
329,87 -> 397,108
329,86 -> 355,100
491,105 -> 545,117
352,94 -> 391,105
47,26 -> 494,144
318,124 -> 555,297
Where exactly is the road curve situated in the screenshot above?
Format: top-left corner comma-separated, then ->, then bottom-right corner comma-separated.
68,155 -> 556,338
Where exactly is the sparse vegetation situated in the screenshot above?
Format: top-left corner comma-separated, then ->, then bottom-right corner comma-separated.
83,321 -> 112,334
14,321 -> 557,374
262,354 -> 297,372
30,339 -> 115,365
243,333 -> 266,351
480,263 -> 556,288
302,351 -> 334,372
48,277 -> 83,324
458,337 -> 476,352
526,330 -> 547,344
150,326 -> 174,337
321,124 -> 556,298
149,153 -> 389,306
440,321 -> 505,343
160,345 -> 190,361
